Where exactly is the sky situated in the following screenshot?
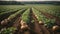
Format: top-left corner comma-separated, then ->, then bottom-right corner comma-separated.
0,0 -> 60,1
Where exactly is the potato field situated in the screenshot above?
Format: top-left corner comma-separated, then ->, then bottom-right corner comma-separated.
0,4 -> 60,34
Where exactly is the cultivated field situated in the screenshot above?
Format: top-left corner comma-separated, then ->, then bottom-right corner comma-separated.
0,4 -> 60,34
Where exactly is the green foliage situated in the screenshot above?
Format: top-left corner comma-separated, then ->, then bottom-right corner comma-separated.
0,27 -> 16,34
34,5 -> 60,18
21,9 -> 30,23
8,8 -> 26,20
